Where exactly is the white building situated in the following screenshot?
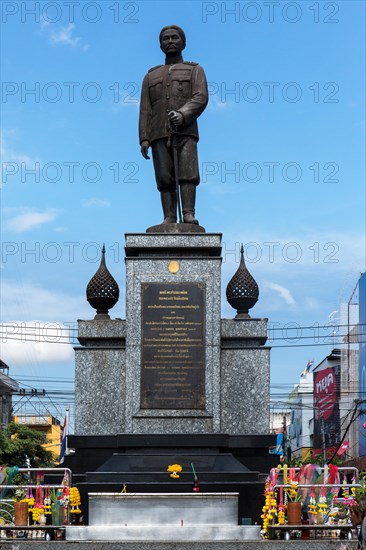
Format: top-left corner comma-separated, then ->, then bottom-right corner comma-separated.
287,373 -> 314,461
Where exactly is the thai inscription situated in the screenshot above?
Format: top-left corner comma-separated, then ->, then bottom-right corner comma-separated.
141,282 -> 205,409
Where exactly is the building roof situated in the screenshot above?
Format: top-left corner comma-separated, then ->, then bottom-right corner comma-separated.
0,370 -> 19,393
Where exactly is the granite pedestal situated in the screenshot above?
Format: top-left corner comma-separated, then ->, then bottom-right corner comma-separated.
75,233 -> 270,436
71,232 -> 273,531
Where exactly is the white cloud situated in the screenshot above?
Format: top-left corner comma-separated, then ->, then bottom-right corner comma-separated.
220,230 -> 365,271
40,15 -> 50,30
1,281 -> 90,323
1,132 -> 40,179
202,181 -> 238,197
207,95 -> 231,111
111,92 -> 139,112
0,281 -> 94,366
49,23 -> 89,50
82,198 -> 111,208
5,208 -> 58,233
304,297 -> 319,310
263,281 -> 296,305
1,321 -> 74,366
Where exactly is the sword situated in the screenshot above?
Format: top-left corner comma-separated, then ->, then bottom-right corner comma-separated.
169,121 -> 183,224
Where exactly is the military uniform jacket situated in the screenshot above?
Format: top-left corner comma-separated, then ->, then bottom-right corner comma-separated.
139,61 -> 208,145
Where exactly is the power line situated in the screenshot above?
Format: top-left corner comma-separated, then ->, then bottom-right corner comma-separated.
1,322 -> 364,331
271,341 -> 364,348
268,334 -> 361,341
2,333 -> 365,348
1,324 -> 79,331
0,336 -> 76,344
268,323 -> 365,331
327,403 -> 361,463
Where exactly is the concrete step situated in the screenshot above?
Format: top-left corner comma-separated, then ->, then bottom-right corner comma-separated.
66,525 -> 262,541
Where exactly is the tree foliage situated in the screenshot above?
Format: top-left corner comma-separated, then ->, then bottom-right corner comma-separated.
0,422 -> 55,467
289,453 -> 343,467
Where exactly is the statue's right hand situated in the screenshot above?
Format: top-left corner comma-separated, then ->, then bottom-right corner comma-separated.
141,141 -> 150,160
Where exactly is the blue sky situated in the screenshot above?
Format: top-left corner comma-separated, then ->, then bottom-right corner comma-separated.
1,1 -> 365,424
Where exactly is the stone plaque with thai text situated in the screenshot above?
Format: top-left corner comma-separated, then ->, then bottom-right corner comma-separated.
141,282 -> 205,409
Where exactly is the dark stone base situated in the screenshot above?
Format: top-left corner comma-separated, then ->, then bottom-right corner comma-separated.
66,434 -> 276,475
146,222 -> 206,233
63,433 -> 277,526
0,541 -> 355,548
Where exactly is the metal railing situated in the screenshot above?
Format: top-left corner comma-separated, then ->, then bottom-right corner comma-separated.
271,466 -> 361,495
0,467 -> 72,531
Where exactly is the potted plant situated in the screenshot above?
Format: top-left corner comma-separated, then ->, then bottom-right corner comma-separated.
13,486 -> 28,526
50,488 -> 64,526
286,481 -> 302,524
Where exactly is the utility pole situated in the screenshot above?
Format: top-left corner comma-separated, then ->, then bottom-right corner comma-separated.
320,414 -> 327,465
282,415 -> 287,459
282,414 -> 292,463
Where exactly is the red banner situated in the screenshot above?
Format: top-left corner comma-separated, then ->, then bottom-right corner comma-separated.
314,368 -> 336,421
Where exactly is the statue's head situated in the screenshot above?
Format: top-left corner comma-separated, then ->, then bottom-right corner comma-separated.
159,25 -> 186,55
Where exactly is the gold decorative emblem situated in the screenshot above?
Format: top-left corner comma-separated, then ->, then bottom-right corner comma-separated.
168,260 -> 180,274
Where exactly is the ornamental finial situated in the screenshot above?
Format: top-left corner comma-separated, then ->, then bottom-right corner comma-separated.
86,245 -> 119,320
226,244 -> 259,319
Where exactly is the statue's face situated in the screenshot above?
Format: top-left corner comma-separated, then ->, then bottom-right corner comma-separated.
160,28 -> 184,55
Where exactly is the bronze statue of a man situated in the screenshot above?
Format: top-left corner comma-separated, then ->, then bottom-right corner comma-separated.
139,25 -> 208,225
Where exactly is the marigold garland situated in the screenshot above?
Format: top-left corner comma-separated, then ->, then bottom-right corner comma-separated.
32,506 -> 44,522
277,506 -> 285,525
32,484 -> 44,523
317,495 -> 327,513
43,486 -> 52,515
277,485 -> 285,525
261,480 -> 278,537
70,487 -> 82,514
262,464 -> 361,534
308,488 -> 317,518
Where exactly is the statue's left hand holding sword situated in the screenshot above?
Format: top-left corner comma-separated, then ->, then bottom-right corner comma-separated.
140,111 -> 183,159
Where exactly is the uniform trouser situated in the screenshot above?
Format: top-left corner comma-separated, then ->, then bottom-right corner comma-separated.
151,136 -> 200,191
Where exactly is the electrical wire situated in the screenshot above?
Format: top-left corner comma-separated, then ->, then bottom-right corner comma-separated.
1,322 -> 364,331
327,404 -> 361,463
1,334 -> 365,348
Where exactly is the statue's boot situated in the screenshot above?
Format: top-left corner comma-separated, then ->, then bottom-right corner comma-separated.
160,190 -> 177,224
180,183 -> 198,224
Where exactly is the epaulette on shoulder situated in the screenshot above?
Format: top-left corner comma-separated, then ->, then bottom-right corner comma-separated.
183,61 -> 198,66
148,64 -> 163,73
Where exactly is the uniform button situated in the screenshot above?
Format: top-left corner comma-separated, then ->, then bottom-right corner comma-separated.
166,83 -> 170,87
178,86 -> 183,91
166,95 -> 170,99
166,109 -> 170,113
